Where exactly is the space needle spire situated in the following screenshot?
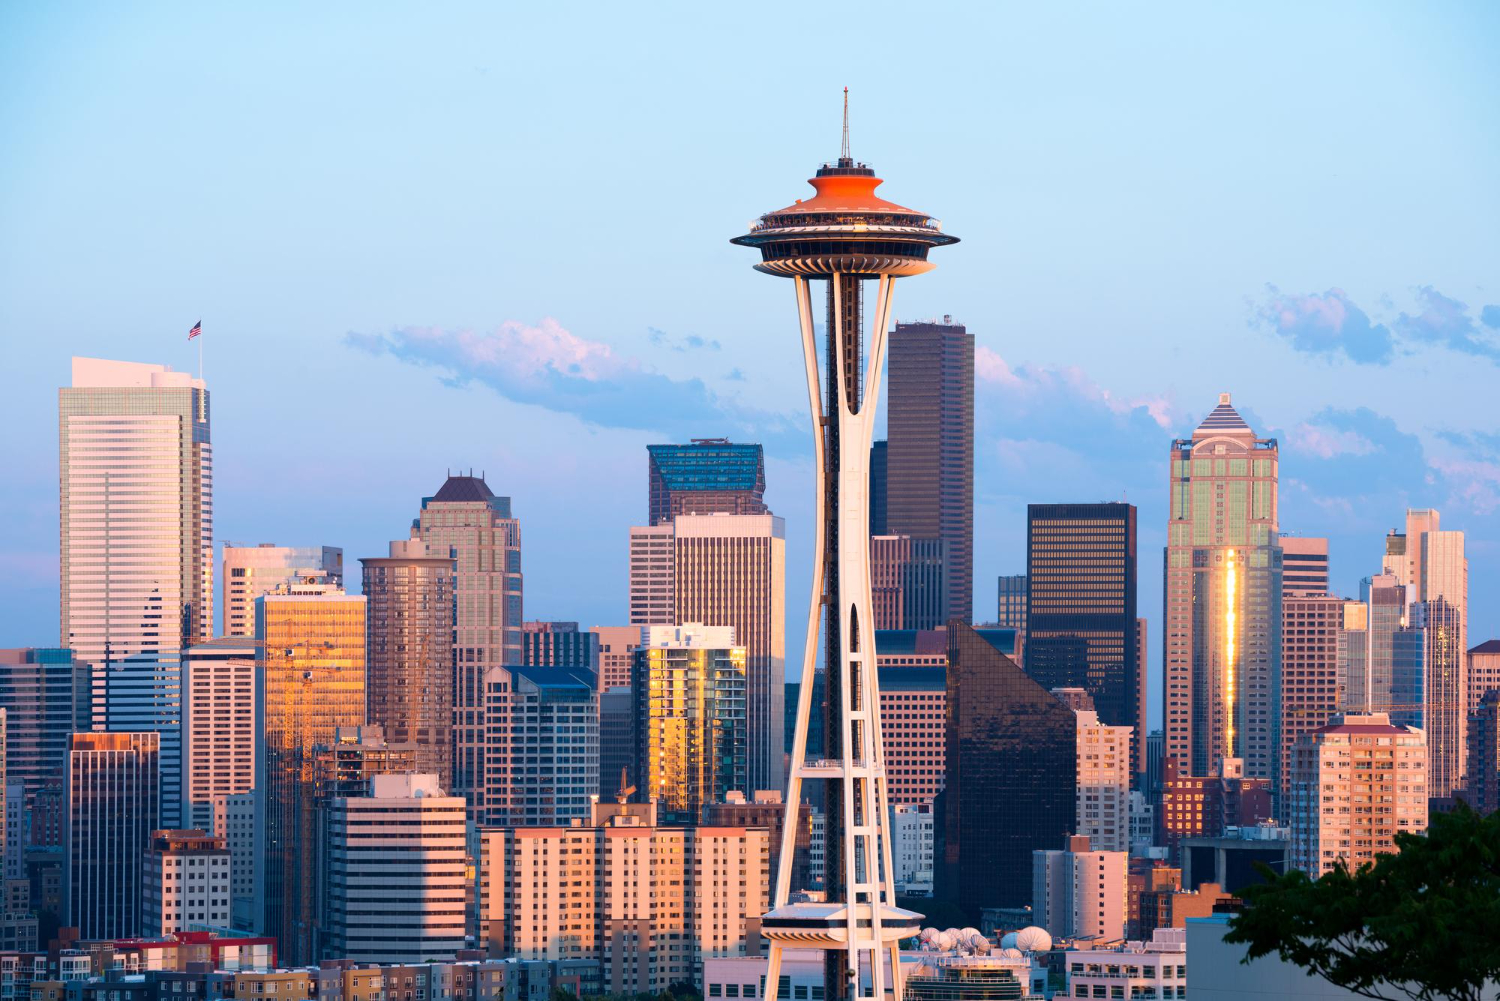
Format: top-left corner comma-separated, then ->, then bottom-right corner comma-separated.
732,98 -> 958,1001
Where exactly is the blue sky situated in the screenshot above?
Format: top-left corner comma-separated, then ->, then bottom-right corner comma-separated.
3,3 -> 1498,727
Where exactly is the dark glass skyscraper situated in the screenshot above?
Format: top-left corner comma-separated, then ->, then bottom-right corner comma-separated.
1025,503 -> 1141,775
646,439 -> 768,526
64,731 -> 160,940
0,648 -> 90,807
939,622 -> 1076,919
886,318 -> 974,624
869,440 -> 888,536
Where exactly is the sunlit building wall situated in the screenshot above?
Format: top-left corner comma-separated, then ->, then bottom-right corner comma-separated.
255,586 -> 365,965
222,544 -> 342,639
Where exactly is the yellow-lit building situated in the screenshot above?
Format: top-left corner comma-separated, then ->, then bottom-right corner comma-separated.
255,584 -> 366,966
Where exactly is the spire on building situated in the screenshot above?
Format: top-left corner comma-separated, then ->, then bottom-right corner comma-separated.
840,87 -> 851,164
1193,392 -> 1253,436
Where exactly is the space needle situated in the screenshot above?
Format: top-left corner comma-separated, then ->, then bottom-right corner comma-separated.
732,92 -> 958,1001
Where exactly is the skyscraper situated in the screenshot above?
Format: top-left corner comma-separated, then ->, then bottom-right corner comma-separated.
1279,595 -> 1361,815
733,104 -> 956,1001
1070,710 -> 1132,853
941,623 -> 1076,917
1467,690 -> 1500,815
64,731 -> 160,939
485,665 -> 598,826
323,773 -> 467,963
1470,640 -> 1500,709
60,358 -> 212,710
1163,394 -> 1282,782
996,574 -> 1028,635
628,513 -> 786,793
222,544 -> 343,638
256,586 -> 366,965
869,535 -> 947,630
1377,511 -> 1469,797
886,317 -> 975,624
1026,503 -> 1140,778
647,439 -> 768,526
0,648 -> 89,807
869,440 -> 888,536
412,475 -> 522,819
361,539 -> 455,784
633,624 -> 747,822
181,637 -> 258,832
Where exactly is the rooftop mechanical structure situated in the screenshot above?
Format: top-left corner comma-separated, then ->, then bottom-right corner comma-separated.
732,92 -> 957,1001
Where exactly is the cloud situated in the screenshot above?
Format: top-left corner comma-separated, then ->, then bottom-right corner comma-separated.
348,320 -> 796,444
1483,305 -> 1500,330
1252,286 -> 1394,364
977,347 -> 1179,430
648,327 -> 722,352
1392,286 -> 1500,361
1287,421 -> 1377,459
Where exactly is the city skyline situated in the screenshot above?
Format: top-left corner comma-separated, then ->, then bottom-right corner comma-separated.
4,8 -> 1499,733
1,7 -> 1498,996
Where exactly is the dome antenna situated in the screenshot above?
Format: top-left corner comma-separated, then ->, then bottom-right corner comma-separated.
840,87 -> 851,164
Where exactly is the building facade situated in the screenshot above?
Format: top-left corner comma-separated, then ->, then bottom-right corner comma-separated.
181,638 -> 258,833
323,773 -> 467,963
484,666 -> 598,827
64,732 -> 160,939
941,623 -> 1077,917
1468,690 -> 1500,815
628,513 -> 785,794
1032,836 -> 1127,942
647,440 -> 768,527
521,622 -> 600,672
592,626 -> 642,692
222,545 -> 342,639
255,587 -> 366,965
1279,537 -> 1329,597
878,666 -> 947,807
1026,503 -> 1141,779
869,536 -> 948,631
996,575 -> 1027,636
633,625 -> 747,823
412,475 -> 522,820
142,830 -> 231,935
479,800 -> 768,992
1073,709 -> 1132,853
0,649 -> 88,807
361,540 -> 455,785
1279,595 -> 1360,815
886,317 -> 975,625
59,358 -> 212,712
1288,713 -> 1427,876
1164,394 -> 1282,783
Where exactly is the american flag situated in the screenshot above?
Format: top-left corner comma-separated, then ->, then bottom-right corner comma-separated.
188,320 -> 202,340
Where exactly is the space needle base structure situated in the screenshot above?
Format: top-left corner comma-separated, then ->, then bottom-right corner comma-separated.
732,95 -> 958,1001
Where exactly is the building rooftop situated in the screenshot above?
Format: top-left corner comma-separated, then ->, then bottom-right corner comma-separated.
1192,393 -> 1253,436
428,474 -> 498,504
1471,639 -> 1500,655
647,441 -> 764,492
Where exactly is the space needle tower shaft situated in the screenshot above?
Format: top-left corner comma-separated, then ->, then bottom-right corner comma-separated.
732,92 -> 958,1001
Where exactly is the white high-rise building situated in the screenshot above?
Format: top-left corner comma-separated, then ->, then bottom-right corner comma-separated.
181,638 -> 258,832
1073,709 -> 1132,853
889,803 -> 934,896
221,544 -> 342,638
627,514 -> 786,794
323,773 -> 467,963
142,829 -> 231,935
1032,835 -> 1127,943
210,792 -> 257,932
1288,713 -> 1427,876
61,358 -> 213,831
60,358 -> 213,711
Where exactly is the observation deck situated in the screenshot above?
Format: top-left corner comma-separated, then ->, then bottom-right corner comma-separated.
761,900 -> 924,950
731,157 -> 958,278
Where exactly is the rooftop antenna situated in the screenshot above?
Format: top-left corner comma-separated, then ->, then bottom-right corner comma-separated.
840,86 -> 850,163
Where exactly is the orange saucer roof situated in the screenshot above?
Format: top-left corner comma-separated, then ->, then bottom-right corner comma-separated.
766,172 -> 921,217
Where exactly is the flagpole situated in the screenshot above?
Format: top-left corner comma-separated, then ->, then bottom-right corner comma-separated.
198,321 -> 204,383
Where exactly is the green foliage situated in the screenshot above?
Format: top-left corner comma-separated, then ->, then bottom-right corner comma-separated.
1224,802 -> 1500,1001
